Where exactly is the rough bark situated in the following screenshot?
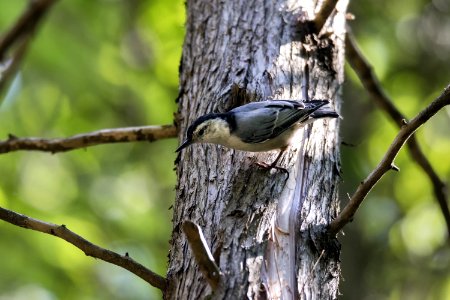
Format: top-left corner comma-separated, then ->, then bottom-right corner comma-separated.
168,0 -> 347,299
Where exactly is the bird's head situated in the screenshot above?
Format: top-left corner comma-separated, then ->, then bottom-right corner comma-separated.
176,114 -> 230,152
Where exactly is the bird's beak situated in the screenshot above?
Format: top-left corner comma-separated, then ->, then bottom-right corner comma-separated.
176,139 -> 192,152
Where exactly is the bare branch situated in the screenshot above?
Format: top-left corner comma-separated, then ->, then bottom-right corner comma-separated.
182,220 -> 222,290
314,0 -> 339,33
0,125 -> 177,154
0,0 -> 58,93
345,31 -> 450,237
0,206 -> 167,291
0,29 -> 32,93
0,0 -> 57,60
329,84 -> 450,236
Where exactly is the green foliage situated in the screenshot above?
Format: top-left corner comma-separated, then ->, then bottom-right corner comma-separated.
0,0 -> 184,299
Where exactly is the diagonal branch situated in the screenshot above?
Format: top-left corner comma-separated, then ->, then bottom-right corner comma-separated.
0,125 -> 177,154
329,84 -> 450,236
0,0 -> 58,93
182,220 -> 222,290
314,0 -> 339,33
0,29 -> 31,92
0,206 -> 167,291
0,0 -> 58,60
345,31 -> 450,237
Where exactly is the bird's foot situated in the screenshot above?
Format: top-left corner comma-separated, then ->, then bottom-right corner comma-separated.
254,161 -> 288,174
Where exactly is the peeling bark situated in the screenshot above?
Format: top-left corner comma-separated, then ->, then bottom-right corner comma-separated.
168,0 -> 347,299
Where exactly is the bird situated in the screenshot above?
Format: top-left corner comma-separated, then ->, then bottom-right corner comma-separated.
176,100 -> 339,168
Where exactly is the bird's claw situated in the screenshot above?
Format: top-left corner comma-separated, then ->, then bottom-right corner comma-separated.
254,161 -> 288,174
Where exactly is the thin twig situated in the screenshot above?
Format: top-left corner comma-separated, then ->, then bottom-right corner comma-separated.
0,30 -> 32,92
182,220 -> 222,290
0,125 -> 177,154
0,206 -> 167,291
345,31 -> 450,237
0,0 -> 58,96
0,0 -> 57,60
314,0 -> 339,33
299,250 -> 325,295
329,84 -> 450,236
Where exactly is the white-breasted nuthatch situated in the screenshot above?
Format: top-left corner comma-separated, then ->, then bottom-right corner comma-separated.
176,100 -> 338,168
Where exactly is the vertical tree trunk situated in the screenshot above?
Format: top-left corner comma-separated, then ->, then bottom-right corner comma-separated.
168,0 -> 347,299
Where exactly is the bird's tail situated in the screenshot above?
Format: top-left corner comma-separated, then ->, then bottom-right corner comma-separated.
310,110 -> 340,119
303,100 -> 340,120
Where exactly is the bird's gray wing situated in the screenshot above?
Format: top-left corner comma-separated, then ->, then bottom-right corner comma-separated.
232,100 -> 327,144
229,100 -> 303,113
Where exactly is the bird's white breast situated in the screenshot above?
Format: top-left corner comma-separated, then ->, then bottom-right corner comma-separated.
220,126 -> 300,152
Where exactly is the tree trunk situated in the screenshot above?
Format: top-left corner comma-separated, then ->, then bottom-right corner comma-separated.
167,0 -> 347,299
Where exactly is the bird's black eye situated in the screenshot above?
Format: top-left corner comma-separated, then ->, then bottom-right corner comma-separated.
198,127 -> 206,137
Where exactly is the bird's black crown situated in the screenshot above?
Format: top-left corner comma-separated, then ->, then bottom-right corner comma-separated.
185,113 -> 227,140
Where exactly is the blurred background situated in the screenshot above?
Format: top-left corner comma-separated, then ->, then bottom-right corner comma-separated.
0,0 -> 448,299
341,1 -> 450,299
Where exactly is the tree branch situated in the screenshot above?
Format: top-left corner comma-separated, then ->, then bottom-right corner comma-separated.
0,31 -> 31,92
329,84 -> 450,236
182,221 -> 222,290
0,0 -> 57,60
0,125 -> 177,154
0,0 -> 58,93
345,31 -> 450,237
314,0 -> 339,33
0,206 -> 167,291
